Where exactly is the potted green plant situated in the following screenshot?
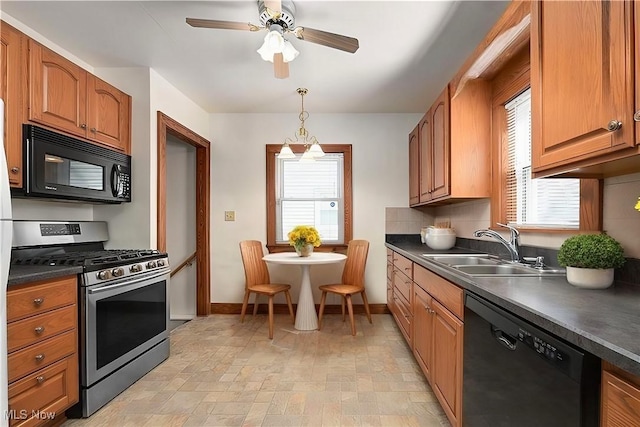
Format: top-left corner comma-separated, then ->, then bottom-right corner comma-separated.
557,233 -> 625,289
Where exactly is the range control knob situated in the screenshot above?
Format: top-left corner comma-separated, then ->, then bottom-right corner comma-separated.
111,267 -> 124,277
130,264 -> 142,273
157,259 -> 165,267
97,270 -> 111,280
146,261 -> 157,269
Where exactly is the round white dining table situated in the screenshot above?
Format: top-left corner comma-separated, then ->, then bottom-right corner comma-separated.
263,252 -> 346,331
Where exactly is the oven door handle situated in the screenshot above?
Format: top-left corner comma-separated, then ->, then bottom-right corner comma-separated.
88,269 -> 170,294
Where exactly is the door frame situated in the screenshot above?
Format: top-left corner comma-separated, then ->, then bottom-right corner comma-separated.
157,111 -> 211,316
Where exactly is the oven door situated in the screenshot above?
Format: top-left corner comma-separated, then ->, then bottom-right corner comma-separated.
83,269 -> 169,387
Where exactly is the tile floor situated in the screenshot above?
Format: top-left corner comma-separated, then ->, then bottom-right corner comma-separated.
63,313 -> 448,427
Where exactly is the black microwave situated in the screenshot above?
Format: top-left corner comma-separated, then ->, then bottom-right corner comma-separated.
16,124 -> 131,204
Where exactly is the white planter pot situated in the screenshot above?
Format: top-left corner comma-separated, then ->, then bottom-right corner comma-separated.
566,266 -> 614,289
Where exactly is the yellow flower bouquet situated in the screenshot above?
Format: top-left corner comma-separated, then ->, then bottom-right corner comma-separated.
288,225 -> 321,256
635,197 -> 640,212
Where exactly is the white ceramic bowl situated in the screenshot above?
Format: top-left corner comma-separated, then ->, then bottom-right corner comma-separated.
426,229 -> 456,250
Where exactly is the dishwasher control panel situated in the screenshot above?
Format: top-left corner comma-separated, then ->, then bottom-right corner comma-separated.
518,328 -> 571,370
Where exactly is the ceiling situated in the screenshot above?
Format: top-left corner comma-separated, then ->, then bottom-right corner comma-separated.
1,1 -> 509,114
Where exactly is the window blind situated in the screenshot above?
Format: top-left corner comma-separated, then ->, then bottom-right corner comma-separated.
505,89 -> 579,228
276,153 -> 344,243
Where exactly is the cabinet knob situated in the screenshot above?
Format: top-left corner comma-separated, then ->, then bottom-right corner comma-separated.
606,120 -> 622,131
35,376 -> 45,384
634,111 -> 640,122
10,167 -> 19,174
34,354 -> 45,362
90,127 -> 97,133
34,326 -> 45,335
80,123 -> 87,129
33,297 -> 44,306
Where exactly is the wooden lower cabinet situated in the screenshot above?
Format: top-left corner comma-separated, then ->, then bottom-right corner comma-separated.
7,276 -> 79,427
432,300 -> 463,426
601,362 -> 640,426
413,285 -> 433,383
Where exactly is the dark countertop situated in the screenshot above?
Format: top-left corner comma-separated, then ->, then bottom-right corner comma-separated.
8,265 -> 83,287
387,240 -> 640,377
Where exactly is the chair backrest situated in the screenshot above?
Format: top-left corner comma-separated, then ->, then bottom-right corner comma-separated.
239,240 -> 270,288
341,239 -> 369,288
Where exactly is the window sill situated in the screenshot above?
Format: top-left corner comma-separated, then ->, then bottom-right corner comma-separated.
267,244 -> 348,254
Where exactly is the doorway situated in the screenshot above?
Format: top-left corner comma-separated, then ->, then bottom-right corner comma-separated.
157,112 -> 211,316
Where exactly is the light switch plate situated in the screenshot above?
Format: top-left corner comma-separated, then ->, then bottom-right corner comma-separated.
224,211 -> 235,221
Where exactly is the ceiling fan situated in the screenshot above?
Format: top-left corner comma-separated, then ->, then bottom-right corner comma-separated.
186,0 -> 359,79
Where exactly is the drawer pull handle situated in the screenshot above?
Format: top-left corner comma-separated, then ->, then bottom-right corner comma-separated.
35,354 -> 45,362
33,297 -> 45,306
34,326 -> 45,335
404,267 -> 411,271
36,376 -> 46,384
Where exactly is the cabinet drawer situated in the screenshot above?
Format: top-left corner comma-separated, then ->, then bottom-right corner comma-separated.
8,331 -> 76,383
8,354 -> 78,427
393,291 -> 412,344
387,261 -> 394,281
393,254 -> 413,280
8,306 -> 76,353
414,264 -> 463,319
386,249 -> 393,263
393,270 -> 413,305
7,276 -> 76,322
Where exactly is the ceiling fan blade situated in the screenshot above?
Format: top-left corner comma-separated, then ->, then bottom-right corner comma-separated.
186,18 -> 258,31
273,53 -> 289,79
264,0 -> 282,15
293,27 -> 359,53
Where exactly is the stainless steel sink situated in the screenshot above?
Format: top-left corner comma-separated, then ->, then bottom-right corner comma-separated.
429,256 -> 503,266
453,264 -> 565,277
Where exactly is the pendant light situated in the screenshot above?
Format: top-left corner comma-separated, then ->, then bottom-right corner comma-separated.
278,88 -> 324,161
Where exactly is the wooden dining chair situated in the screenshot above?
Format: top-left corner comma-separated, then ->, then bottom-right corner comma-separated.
317,239 -> 372,336
239,240 -> 295,339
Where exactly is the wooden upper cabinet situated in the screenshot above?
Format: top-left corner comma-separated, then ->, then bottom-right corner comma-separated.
28,39 -> 87,139
531,0 -> 636,175
1,22 -> 25,188
419,112 -> 431,203
28,39 -> 131,153
408,124 -> 420,206
430,87 -> 450,200
87,75 -> 130,153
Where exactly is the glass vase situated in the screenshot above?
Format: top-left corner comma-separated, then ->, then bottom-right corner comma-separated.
295,243 -> 314,257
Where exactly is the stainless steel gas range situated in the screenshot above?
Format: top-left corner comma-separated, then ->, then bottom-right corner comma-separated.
11,221 -> 170,418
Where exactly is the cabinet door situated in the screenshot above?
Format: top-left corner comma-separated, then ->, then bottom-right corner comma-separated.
1,23 -> 25,188
432,300 -> 462,427
601,369 -> 640,426
408,124 -> 420,206
87,75 -> 130,153
28,40 -> 87,138
430,87 -> 450,200
531,0 -> 635,172
635,2 -> 640,146
419,112 -> 431,203
413,285 -> 433,383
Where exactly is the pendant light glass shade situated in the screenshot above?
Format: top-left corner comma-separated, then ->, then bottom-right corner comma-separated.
277,142 -> 295,159
300,147 -> 316,162
308,141 -> 324,157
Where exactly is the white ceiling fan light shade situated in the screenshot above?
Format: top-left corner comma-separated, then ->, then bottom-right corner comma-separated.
257,29 -> 285,62
282,40 -> 299,63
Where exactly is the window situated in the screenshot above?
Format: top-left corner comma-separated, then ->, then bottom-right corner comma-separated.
491,48 -> 601,232
267,144 -> 352,251
504,88 -> 580,228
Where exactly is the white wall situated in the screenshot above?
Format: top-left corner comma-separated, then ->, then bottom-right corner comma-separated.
166,135 -> 197,319
210,113 -> 420,305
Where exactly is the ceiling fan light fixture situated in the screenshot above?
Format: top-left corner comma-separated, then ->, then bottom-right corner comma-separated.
282,40 -> 299,63
257,27 -> 289,62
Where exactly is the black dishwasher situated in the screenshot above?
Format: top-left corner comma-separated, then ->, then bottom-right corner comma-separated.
463,292 -> 600,427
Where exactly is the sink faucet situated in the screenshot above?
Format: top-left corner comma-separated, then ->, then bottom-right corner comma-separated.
474,223 -> 522,263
